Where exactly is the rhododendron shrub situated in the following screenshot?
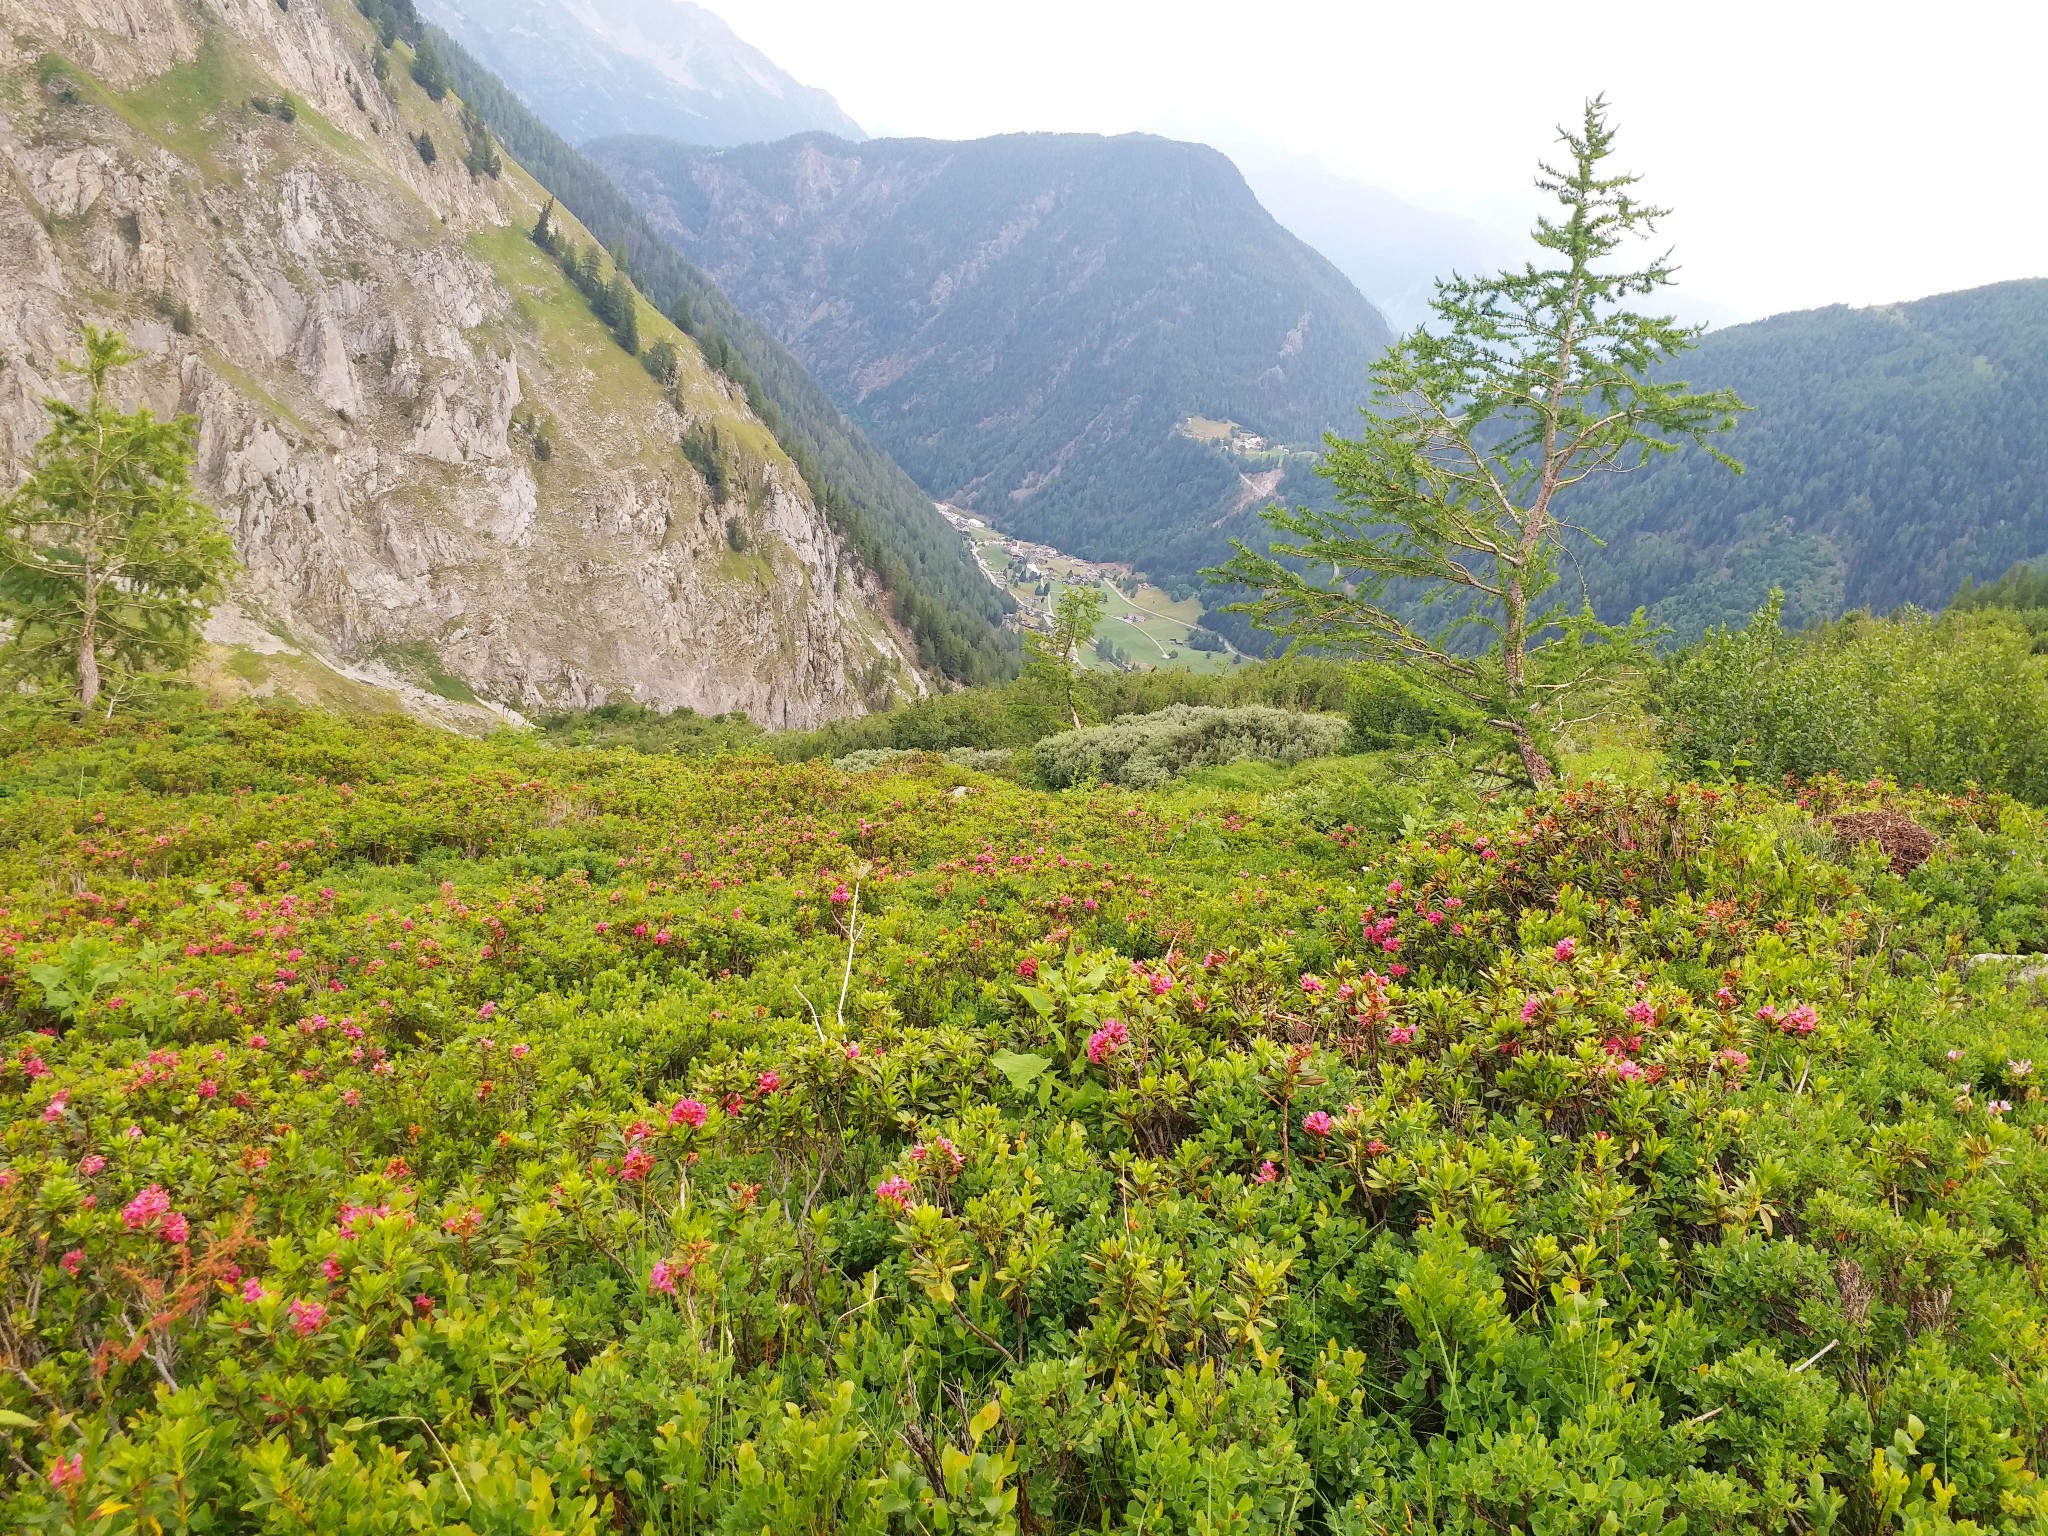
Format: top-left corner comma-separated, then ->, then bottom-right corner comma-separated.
3,706 -> 2048,1530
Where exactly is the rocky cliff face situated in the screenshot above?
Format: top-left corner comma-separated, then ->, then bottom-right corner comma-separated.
0,0 -> 919,727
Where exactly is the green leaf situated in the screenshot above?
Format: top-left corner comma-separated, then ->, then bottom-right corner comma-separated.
988,1050 -> 1050,1092
0,1409 -> 39,1429
1014,984 -> 1055,1017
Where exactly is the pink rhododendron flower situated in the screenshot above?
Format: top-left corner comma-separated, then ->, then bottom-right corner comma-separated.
125,1125 -> 142,1140
1303,1110 -> 1334,1138
669,1097 -> 708,1128
288,1298 -> 328,1335
1015,956 -> 1038,979
1521,995 -> 1542,1022
829,884 -> 850,904
1086,1019 -> 1128,1064
620,1147 -> 655,1181
478,1001 -> 497,1019
1782,1004 -> 1818,1036
1387,1025 -> 1415,1046
1611,1060 -> 1647,1083
842,1042 -> 862,1060
1554,938 -> 1577,961
1256,1161 -> 1279,1183
875,1175 -> 914,1211
59,1249 -> 83,1276
511,1042 -> 529,1058
321,1257 -> 342,1281
757,1071 -> 781,1094
121,1185 -> 171,1231
648,1260 -> 678,1294
42,1093 -> 67,1123
1947,1048 -> 1965,1062
2012,1059 -> 2035,1078
159,1211 -> 189,1244
1299,973 -> 1325,994
1385,880 -> 1403,897
249,1034 -> 267,1050
1989,1099 -> 2014,1116
199,1080 -> 218,1098
79,1155 -> 105,1176
1626,1002 -> 1655,1027
1718,1050 -> 1750,1071
48,1454 -> 83,1489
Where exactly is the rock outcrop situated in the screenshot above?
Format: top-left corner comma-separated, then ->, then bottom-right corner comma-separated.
0,0 -> 920,726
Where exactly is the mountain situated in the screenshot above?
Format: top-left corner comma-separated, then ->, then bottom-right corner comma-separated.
589,130 -> 1399,597
416,0 -> 863,148
1566,279 -> 2048,639
0,0 -> 923,727
429,35 -> 1012,684
1211,140 -> 1526,334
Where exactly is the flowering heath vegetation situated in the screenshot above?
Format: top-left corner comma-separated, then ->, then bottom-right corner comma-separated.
7,704 -> 2048,1532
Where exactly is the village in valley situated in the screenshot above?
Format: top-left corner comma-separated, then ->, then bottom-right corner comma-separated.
938,505 -> 1243,674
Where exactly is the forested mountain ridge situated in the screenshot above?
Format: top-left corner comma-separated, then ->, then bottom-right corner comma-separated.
417,0 -> 863,148
590,130 -> 1397,596
0,0 -> 923,726
432,38 -> 1016,684
1570,278 -> 2048,638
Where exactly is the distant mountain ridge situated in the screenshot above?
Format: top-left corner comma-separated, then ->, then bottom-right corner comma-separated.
591,130 -> 1397,594
417,0 -> 863,148
1566,279 -> 2048,639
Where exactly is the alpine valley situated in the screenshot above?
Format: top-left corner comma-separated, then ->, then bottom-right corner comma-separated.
590,130 -> 1398,601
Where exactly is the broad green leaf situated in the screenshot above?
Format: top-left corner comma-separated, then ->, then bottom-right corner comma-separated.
988,1050 -> 1050,1092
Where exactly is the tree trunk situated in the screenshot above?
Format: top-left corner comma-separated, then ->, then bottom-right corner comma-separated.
1491,718 -> 1556,790
76,629 -> 99,710
1516,731 -> 1556,791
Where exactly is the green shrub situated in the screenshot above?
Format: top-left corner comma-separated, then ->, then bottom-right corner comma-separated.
1346,663 -> 1478,750
8,702 -> 2048,1529
1660,593 -> 2048,800
833,745 -> 1018,776
1033,703 -> 1349,788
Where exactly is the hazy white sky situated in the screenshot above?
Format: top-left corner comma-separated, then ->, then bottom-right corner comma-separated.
708,0 -> 2046,322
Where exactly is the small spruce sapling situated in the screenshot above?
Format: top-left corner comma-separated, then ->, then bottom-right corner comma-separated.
0,328 -> 237,711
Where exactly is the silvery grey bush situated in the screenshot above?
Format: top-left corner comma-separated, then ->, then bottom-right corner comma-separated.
1033,704 -> 1349,789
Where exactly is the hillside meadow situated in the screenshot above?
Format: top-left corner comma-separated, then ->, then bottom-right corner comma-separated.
7,700 -> 2048,1531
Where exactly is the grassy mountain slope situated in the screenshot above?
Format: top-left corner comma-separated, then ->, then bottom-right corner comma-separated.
1570,279 -> 2048,637
431,36 -> 1015,685
8,697 -> 2048,1524
418,0 -> 863,149
590,130 -> 1397,596
0,0 -> 921,726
